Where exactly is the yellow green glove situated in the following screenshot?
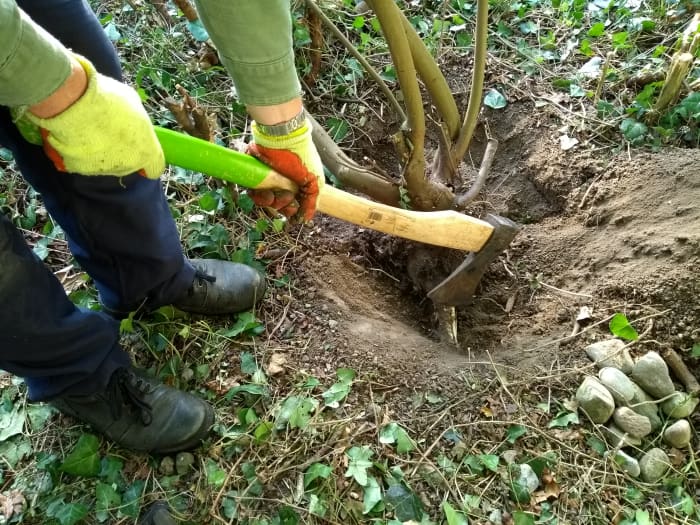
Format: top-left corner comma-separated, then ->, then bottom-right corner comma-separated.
248,118 -> 325,222
13,55 -> 164,179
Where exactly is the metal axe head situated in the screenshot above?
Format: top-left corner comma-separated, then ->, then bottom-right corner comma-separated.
427,214 -> 519,306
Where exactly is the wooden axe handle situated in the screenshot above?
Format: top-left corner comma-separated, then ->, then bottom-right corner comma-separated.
155,127 -> 494,252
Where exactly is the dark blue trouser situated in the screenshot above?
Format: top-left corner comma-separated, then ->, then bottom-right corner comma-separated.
0,0 -> 195,400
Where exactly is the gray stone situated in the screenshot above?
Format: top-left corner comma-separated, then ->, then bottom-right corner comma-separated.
159,456 -> 175,476
661,392 -> 699,419
515,463 -> 540,493
601,424 -> 642,448
175,452 -> 195,475
576,377 -> 615,423
631,352 -> 675,399
611,450 -> 640,478
612,407 -> 652,438
598,367 -> 635,405
639,448 -> 670,483
663,419 -> 692,448
629,383 -> 663,431
585,339 -> 634,373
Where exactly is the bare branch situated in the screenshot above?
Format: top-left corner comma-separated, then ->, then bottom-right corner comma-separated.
399,13 -> 460,139
452,0 -> 488,161
455,138 -> 498,210
305,0 -> 406,123
308,114 -> 400,205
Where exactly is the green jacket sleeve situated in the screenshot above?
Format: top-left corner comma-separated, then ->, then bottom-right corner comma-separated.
0,0 -> 72,107
193,0 -> 302,106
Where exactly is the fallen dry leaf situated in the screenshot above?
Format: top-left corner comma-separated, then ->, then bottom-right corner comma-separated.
0,490 -> 26,522
266,353 -> 287,376
551,428 -> 583,441
480,405 -> 494,418
532,480 -> 560,503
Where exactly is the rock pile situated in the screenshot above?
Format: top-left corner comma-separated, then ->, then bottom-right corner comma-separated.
577,340 -> 696,483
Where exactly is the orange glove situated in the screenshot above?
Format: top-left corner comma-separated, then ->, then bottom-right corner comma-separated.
247,117 -> 324,223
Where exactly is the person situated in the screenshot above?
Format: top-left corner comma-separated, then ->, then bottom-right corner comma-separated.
0,0 -> 324,454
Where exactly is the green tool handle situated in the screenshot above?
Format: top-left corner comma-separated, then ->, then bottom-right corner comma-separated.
154,126 -> 289,189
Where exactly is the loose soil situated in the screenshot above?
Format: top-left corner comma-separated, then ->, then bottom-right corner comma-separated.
272,102 -> 699,394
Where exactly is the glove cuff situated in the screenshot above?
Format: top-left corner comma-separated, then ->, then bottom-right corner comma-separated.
24,54 -> 97,128
252,117 -> 313,151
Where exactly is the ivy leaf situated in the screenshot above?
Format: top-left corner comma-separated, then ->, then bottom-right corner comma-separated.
206,458 -> 227,487
288,397 -> 319,429
513,510 -> 536,525
304,463 -> 333,489
609,313 -> 639,341
588,22 -> 605,37
121,480 -> 145,518
379,423 -> 416,454
0,405 -> 25,442
443,501 -> 468,525
484,88 -> 507,109
26,404 -> 55,432
479,454 -> 500,472
620,118 -> 648,145
308,494 -> 328,517
385,484 -> 424,522
219,311 -> 263,338
254,421 -> 273,443
506,424 -> 527,444
98,456 -> 124,484
95,482 -> 121,522
49,502 -> 89,525
635,510 -> 652,525
363,476 -> 383,514
548,411 -> 579,428
186,18 -> 210,42
240,351 -> 258,375
327,117 -> 350,142
275,506 -> 300,525
60,434 -> 101,477
345,446 -> 374,486
692,343 -> 700,358
322,368 -> 356,408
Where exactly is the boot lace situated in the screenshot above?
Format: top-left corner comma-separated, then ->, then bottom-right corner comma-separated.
108,369 -> 154,425
187,269 -> 216,296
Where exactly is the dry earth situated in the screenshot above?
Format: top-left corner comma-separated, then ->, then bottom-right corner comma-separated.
266,102 -> 699,399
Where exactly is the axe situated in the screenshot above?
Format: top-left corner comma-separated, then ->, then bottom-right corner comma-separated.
155,127 -> 518,303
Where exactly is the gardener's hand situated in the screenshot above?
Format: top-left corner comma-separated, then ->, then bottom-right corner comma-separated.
247,114 -> 324,223
13,54 -> 164,179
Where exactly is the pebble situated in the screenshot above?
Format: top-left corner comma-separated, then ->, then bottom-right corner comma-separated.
612,407 -> 652,438
611,450 -> 640,478
601,424 -> 642,448
598,367 -> 635,405
585,339 -> 634,373
175,452 -> 195,475
661,392 -> 699,418
639,448 -> 670,483
663,419 -> 692,448
629,383 -> 663,431
631,352 -> 675,399
576,377 -> 615,423
159,456 -> 175,476
515,463 -> 540,493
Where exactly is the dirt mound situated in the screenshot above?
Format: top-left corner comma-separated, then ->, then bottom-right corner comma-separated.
289,102 -> 699,388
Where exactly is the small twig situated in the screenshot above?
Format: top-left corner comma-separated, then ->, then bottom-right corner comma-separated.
661,348 -> 700,395
304,0 -> 406,123
593,52 -> 613,107
578,172 -> 604,209
537,280 -> 593,299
